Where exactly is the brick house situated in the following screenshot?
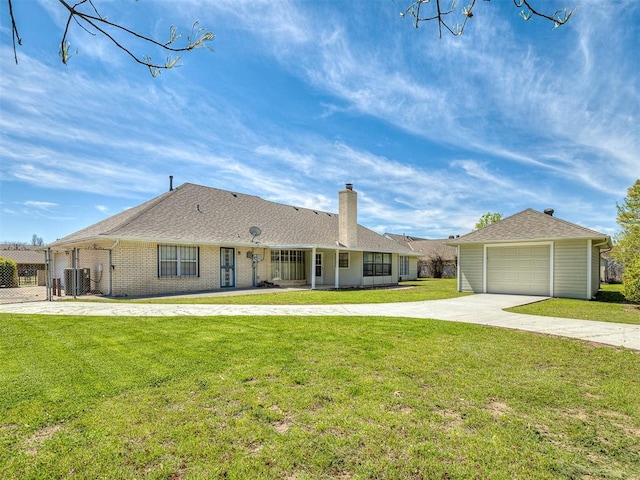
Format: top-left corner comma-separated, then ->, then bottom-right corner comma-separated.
46,183 -> 418,297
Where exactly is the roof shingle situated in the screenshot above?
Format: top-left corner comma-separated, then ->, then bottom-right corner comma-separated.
51,183 -> 414,254
449,208 -> 611,245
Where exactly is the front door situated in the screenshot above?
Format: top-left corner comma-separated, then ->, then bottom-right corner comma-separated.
220,248 -> 235,288
315,253 -> 323,283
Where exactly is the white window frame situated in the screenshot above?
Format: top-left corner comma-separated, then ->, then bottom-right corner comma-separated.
271,249 -> 306,280
338,252 -> 350,269
158,245 -> 199,278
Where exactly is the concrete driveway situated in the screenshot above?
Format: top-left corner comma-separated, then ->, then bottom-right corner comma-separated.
1,294 -> 638,350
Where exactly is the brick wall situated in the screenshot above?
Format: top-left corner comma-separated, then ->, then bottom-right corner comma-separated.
111,242 -> 272,297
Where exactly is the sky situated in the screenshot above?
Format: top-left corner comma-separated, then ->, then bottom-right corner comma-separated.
0,0 -> 638,244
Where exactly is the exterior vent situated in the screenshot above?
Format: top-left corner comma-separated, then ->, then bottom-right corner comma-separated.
544,208 -> 555,216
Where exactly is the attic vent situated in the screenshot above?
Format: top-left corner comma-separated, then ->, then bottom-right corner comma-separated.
544,208 -> 555,216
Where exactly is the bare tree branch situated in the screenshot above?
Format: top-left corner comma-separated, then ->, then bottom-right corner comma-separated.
7,0 -> 22,64
515,0 -> 576,28
7,0 -> 214,76
401,0 -> 576,37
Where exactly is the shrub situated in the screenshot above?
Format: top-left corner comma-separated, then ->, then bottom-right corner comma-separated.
622,255 -> 640,303
0,257 -> 19,288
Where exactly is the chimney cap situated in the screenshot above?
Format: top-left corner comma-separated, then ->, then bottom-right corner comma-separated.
544,208 -> 554,216
345,183 -> 353,190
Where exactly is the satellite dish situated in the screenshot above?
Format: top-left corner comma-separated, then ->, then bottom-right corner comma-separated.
249,226 -> 262,237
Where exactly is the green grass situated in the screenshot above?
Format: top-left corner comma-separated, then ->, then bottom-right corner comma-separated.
101,278 -> 469,305
1,313 -> 639,479
508,284 -> 640,325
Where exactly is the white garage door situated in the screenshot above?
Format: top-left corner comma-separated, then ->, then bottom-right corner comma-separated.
487,245 -> 550,296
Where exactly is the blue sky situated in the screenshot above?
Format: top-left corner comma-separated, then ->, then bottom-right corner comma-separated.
1,0 -> 638,244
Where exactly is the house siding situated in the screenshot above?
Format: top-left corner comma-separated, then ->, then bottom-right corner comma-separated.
399,256 -> 419,281
554,239 -> 588,299
339,250 -> 365,286
459,245 -> 483,292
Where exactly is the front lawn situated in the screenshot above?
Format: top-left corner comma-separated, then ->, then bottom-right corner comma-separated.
104,278 -> 469,305
1,313 -> 639,479
508,283 -> 640,325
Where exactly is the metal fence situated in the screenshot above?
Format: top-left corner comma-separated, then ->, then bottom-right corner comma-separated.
1,247 -> 112,304
0,262 -> 48,304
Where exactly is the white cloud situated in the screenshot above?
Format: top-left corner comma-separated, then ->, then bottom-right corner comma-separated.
23,201 -> 58,209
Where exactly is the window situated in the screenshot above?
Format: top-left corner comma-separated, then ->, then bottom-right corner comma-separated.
399,256 -> 409,276
363,252 -> 392,277
315,253 -> 323,277
338,252 -> 349,268
271,250 -> 306,280
158,245 -> 199,277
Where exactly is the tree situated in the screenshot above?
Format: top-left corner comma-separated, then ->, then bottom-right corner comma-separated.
0,257 -> 19,288
401,0 -> 576,38
613,179 -> 640,302
475,212 -> 503,230
7,0 -> 214,76
31,234 -> 44,247
622,256 -> 640,303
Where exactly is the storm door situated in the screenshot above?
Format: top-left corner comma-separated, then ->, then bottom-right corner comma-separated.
220,247 -> 235,288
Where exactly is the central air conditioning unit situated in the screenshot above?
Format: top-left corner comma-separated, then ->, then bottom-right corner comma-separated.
64,268 -> 91,296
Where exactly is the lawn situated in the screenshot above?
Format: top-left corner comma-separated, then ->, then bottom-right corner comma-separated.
1,313 -> 639,479
103,278 -> 470,305
508,283 -> 640,325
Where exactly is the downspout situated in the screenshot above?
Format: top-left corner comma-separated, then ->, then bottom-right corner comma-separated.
108,239 -> 119,296
456,246 -> 461,292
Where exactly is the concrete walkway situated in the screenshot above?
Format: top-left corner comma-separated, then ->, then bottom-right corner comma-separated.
1,294 -> 638,350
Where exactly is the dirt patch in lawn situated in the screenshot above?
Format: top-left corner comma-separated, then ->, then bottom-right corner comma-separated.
24,424 -> 64,455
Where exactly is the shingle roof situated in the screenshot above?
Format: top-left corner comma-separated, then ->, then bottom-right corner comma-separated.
51,183 -> 414,254
0,249 -> 46,264
385,234 -> 457,261
449,208 -> 611,245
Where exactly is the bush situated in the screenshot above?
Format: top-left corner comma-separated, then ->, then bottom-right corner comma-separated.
622,255 -> 640,303
0,257 -> 19,288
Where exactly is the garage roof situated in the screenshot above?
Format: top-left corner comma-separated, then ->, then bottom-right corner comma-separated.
448,208 -> 612,246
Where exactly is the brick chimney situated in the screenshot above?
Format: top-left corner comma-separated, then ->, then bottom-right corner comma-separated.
339,183 -> 357,248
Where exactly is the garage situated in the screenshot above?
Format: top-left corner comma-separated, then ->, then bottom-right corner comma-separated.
487,244 -> 550,296
451,209 -> 612,299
